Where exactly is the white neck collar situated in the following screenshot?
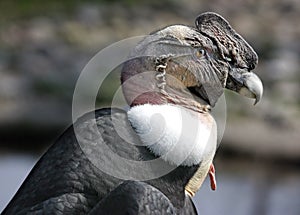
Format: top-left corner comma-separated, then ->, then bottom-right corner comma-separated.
127,104 -> 217,166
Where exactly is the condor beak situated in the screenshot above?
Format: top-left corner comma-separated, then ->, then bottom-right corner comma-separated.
226,69 -> 263,105
238,72 -> 263,105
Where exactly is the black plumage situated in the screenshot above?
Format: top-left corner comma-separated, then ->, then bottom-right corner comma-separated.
3,109 -> 199,214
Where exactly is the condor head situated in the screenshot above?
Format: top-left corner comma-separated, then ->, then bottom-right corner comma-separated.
121,12 -> 263,109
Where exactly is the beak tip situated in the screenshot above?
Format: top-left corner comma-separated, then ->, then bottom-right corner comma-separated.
242,72 -> 263,105
253,93 -> 262,105
253,99 -> 259,106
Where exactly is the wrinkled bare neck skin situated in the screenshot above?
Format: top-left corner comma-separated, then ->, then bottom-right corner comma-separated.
120,32 -> 224,108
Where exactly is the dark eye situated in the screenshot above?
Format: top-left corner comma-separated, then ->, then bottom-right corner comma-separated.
249,63 -> 255,70
196,49 -> 205,57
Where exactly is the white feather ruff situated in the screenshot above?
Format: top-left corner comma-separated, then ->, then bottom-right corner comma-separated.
127,104 -> 217,166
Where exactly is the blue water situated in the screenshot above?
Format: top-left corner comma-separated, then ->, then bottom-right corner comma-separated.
1,154 -> 300,215
0,154 -> 37,212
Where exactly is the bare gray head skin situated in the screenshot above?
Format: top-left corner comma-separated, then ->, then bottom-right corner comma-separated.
121,12 -> 263,109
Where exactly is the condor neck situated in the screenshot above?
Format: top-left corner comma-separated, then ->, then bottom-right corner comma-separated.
120,58 -> 210,111
129,92 -> 169,107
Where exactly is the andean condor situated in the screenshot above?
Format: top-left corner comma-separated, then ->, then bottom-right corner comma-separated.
3,12 -> 263,215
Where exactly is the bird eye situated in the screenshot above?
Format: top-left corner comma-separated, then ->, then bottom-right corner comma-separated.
196,49 -> 205,57
249,64 -> 255,70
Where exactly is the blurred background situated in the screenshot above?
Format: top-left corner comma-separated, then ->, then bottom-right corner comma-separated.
0,0 -> 299,214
